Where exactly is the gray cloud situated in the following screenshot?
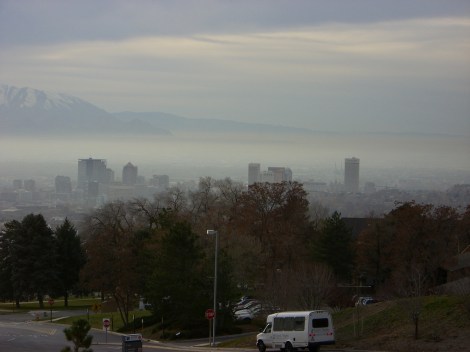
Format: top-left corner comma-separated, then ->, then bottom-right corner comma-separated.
1,1 -> 469,136
1,0 -> 469,45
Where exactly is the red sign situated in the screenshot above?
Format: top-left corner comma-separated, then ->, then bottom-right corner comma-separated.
103,318 -> 111,328
48,299 -> 54,306
205,308 -> 215,320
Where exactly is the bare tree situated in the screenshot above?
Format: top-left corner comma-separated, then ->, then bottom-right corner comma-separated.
295,262 -> 335,310
81,201 -> 139,326
400,265 -> 427,340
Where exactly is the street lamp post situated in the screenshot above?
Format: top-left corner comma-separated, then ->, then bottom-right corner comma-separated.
207,229 -> 218,347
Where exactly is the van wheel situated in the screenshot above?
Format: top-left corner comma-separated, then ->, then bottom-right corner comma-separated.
285,342 -> 295,352
257,341 -> 266,352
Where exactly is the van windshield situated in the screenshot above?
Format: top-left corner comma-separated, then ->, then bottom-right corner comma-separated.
263,323 -> 272,333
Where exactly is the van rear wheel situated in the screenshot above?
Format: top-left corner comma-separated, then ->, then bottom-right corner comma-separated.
285,342 -> 295,352
257,341 -> 266,352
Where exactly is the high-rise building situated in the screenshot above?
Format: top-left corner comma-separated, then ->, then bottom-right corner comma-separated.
344,157 -> 360,193
122,162 -> 138,185
77,158 -> 108,189
248,163 -> 261,185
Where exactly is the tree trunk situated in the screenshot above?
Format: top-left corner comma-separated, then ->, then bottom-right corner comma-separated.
414,316 -> 419,339
64,291 -> 69,307
38,293 -> 44,308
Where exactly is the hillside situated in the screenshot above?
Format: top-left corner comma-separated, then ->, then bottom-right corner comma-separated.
331,295 -> 470,351
223,295 -> 470,352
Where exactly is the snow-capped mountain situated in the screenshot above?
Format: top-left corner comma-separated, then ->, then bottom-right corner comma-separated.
0,85 -> 107,113
0,85 -> 170,135
1,84 -> 312,136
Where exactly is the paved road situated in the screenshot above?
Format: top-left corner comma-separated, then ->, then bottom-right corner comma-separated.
0,311 -> 354,351
0,310 -> 260,352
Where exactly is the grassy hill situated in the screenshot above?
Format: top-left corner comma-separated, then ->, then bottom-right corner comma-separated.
221,295 -> 470,352
332,295 -> 470,351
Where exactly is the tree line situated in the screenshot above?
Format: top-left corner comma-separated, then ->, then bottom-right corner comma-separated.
0,178 -> 468,334
0,215 -> 85,308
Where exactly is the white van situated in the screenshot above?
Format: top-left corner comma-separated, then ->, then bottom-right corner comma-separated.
256,310 -> 335,352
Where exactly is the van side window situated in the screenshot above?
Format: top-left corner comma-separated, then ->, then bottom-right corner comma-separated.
312,318 -> 329,328
284,317 -> 295,331
294,317 -> 305,331
273,317 -> 283,331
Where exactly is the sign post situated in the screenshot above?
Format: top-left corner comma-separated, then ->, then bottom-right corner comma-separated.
205,308 -> 215,346
103,318 -> 111,343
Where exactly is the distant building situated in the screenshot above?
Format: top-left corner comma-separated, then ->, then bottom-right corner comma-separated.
151,175 -> 170,189
122,162 -> 138,185
55,175 -> 72,194
24,179 -> 35,192
261,170 -> 275,183
344,157 -> 360,193
248,163 -> 261,185
268,167 -> 292,183
77,158 -> 109,189
13,179 -> 23,190
250,164 -> 293,184
106,168 -> 115,183
17,189 -> 32,203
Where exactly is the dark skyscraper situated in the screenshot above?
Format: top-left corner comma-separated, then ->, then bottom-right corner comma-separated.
122,162 -> 138,185
344,157 -> 360,193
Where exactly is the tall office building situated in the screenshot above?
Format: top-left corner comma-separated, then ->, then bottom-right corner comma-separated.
122,162 -> 138,185
344,157 -> 360,193
77,158 -> 108,189
248,163 -> 261,185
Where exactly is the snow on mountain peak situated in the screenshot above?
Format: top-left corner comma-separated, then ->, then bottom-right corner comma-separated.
0,84 -> 103,113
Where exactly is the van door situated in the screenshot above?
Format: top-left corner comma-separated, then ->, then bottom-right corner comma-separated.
257,323 -> 273,352
310,316 -> 332,344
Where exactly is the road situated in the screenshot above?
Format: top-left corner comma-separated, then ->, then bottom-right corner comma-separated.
0,309 -> 260,352
0,310 -> 355,352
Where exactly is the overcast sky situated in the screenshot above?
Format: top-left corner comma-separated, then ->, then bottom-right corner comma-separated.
1,0 -> 469,136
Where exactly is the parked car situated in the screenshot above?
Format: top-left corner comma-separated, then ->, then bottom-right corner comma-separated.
234,309 -> 254,321
355,296 -> 379,306
233,299 -> 261,312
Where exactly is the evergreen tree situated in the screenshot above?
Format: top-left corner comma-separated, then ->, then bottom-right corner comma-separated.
0,224 -> 15,303
313,211 -> 354,282
61,318 -> 93,352
55,219 -> 86,307
146,222 -> 212,329
6,214 -> 58,308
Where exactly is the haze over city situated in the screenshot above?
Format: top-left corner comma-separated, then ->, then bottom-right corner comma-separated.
1,4 -> 470,351
1,0 -> 469,186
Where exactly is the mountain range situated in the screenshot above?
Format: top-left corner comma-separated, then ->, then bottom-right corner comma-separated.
0,85 -> 312,136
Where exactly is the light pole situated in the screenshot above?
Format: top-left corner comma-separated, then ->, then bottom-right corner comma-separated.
207,229 -> 218,347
